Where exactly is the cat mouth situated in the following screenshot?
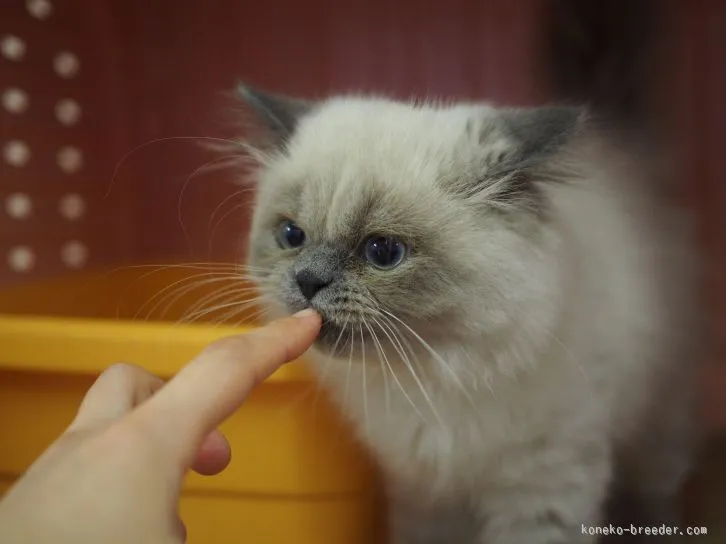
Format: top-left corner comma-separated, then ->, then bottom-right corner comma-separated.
317,319 -> 352,347
282,299 -> 372,352
311,312 -> 416,361
314,316 -> 369,352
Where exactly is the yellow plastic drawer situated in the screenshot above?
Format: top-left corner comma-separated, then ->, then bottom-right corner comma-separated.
0,266 -> 384,543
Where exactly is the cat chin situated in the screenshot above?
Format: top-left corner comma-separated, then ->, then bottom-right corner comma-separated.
314,319 -> 360,351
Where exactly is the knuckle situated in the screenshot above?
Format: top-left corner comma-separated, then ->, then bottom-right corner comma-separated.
102,362 -> 144,383
104,361 -> 135,375
97,363 -> 163,403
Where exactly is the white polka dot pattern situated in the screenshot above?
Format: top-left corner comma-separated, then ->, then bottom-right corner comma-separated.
55,99 -> 81,126
60,240 -> 88,269
8,246 -> 35,273
26,0 -> 53,20
5,194 -> 33,219
53,51 -> 80,79
1,35 -> 26,61
57,146 -> 83,174
2,8 -> 94,276
3,141 -> 31,167
2,88 -> 30,114
58,194 -> 85,220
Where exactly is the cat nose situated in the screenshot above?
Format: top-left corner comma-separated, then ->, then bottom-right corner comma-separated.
295,269 -> 332,301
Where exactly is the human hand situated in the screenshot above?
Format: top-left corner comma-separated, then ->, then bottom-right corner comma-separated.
0,310 -> 321,544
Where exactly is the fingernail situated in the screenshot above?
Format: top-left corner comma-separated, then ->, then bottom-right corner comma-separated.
293,308 -> 318,319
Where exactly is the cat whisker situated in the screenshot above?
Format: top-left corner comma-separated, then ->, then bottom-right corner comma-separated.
173,283 -> 247,317
227,306 -> 270,328
361,325 -> 370,436
312,315 -> 350,415
286,317 -> 350,420
177,296 -> 263,326
207,186 -> 257,229
176,285 -> 258,322
207,202 -> 256,258
379,308 -> 475,400
112,268 -> 230,320
375,314 -> 443,426
205,304 -> 261,328
102,263 -> 252,295
379,308 -> 478,417
158,283 -> 252,323
134,273 -> 247,321
103,263 -> 270,303
358,323 -> 366,413
341,318 -> 356,411
145,277 -> 254,322
370,316 -> 428,424
207,188 -> 258,256
178,155 -> 246,247
106,136 -> 247,199
179,296 -> 262,325
345,322 -> 356,414
362,318 -> 391,417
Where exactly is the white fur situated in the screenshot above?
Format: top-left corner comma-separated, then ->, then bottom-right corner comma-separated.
248,97 -> 700,543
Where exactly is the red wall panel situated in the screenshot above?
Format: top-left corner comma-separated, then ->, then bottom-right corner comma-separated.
2,0 -> 724,421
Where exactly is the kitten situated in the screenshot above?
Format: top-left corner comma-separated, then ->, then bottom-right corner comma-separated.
230,4 -> 700,542
238,91 -> 699,543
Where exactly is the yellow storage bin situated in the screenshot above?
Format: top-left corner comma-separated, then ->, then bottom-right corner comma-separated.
0,266 -> 384,543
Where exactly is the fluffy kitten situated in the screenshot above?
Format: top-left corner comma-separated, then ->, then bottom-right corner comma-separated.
238,90 -> 699,543
229,4 -> 700,543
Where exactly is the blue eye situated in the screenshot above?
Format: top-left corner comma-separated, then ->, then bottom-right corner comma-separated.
276,220 -> 306,249
364,236 -> 407,269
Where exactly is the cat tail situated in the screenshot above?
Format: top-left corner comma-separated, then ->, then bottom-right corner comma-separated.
537,0 -> 664,132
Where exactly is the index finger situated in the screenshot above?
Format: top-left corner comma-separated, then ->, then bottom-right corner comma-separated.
133,309 -> 321,464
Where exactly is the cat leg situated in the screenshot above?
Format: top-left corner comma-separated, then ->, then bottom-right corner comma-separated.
473,441 -> 612,544
387,489 -> 477,544
603,387 -> 700,543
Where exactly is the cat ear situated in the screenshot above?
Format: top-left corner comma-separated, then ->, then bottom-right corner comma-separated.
468,106 -> 584,216
236,84 -> 313,153
499,106 -> 583,163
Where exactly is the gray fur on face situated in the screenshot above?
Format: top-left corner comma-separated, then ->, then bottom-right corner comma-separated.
238,91 -> 700,544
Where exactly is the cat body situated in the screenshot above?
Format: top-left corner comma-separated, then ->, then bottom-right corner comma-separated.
240,94 -> 700,543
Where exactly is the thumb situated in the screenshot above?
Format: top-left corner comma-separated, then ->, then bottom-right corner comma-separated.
131,309 -> 321,467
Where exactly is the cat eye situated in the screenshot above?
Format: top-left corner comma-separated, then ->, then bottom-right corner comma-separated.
364,236 -> 407,269
275,220 -> 306,249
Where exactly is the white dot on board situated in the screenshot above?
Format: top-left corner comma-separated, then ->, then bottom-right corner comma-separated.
55,98 -> 81,126
61,240 -> 88,269
3,140 -> 31,167
2,88 -> 30,114
5,193 -> 32,219
1,35 -> 26,61
8,246 -> 35,273
53,51 -> 80,79
57,146 -> 83,174
26,0 -> 53,20
58,193 -> 85,220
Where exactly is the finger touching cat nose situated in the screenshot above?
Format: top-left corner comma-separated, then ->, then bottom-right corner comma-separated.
296,269 -> 332,300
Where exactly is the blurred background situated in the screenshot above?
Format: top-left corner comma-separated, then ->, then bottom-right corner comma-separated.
1,0 -> 725,541
2,0 -> 725,418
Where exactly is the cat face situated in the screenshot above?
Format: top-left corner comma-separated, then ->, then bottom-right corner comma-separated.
239,87 -> 578,361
